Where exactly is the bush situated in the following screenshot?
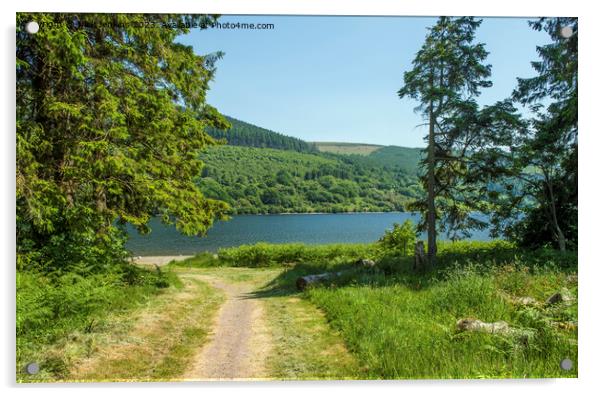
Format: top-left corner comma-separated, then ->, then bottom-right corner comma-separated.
215,242 -> 379,267
378,220 -> 416,256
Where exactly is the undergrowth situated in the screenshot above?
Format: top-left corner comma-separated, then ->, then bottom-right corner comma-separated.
16,264 -> 179,381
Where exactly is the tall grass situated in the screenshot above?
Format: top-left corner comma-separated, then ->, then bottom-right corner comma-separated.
16,265 -> 179,381
306,256 -> 577,379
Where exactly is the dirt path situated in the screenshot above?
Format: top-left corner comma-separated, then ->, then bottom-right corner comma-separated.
182,275 -> 272,381
66,266 -> 355,381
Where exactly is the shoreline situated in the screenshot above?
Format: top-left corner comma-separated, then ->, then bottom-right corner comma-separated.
133,255 -> 194,266
234,211 -> 409,216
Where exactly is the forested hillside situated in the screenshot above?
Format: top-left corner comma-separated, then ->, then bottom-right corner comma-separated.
315,142 -> 424,175
206,116 -> 317,153
198,146 -> 422,214
367,146 -> 423,174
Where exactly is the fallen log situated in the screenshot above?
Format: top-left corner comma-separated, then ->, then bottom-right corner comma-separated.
456,318 -> 510,335
296,259 -> 377,290
498,291 -> 539,307
456,318 -> 535,343
296,271 -> 344,291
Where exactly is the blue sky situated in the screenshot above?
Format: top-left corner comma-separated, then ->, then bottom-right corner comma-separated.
179,15 -> 551,148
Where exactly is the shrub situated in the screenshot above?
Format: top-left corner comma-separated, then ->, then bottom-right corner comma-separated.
215,242 -> 379,267
378,220 -> 416,256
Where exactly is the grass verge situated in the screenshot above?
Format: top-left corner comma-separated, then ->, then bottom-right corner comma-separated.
17,267 -> 223,382
16,265 -> 180,382
307,264 -> 577,379
70,272 -> 223,381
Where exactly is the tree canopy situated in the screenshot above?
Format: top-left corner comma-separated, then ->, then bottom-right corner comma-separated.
16,13 -> 229,270
488,18 -> 578,251
398,17 -> 501,263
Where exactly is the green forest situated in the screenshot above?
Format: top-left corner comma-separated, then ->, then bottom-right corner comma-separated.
16,13 -> 578,381
198,145 -> 421,214
199,114 -> 424,214
198,117 -> 422,214
206,116 -> 319,153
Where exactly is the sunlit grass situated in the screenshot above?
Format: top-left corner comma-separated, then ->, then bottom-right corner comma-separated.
176,240 -> 578,379
306,262 -> 577,379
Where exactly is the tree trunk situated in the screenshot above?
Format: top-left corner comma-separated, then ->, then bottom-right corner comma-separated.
427,100 -> 437,266
414,241 -> 427,271
544,170 -> 566,253
557,228 -> 567,253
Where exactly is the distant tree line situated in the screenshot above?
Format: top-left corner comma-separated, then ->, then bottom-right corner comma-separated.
206,116 -> 318,153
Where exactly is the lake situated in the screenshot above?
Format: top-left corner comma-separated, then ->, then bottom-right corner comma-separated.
126,212 -> 492,256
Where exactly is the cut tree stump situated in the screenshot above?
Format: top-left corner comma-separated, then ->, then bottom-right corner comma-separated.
356,258 -> 376,268
414,241 -> 427,271
545,287 -> 574,306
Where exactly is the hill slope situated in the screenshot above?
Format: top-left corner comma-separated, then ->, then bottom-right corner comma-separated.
313,142 -> 383,156
367,146 -> 424,175
207,116 -> 317,153
198,146 -> 421,214
314,142 -> 424,175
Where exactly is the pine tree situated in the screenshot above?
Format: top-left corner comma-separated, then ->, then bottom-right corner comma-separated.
398,17 -> 492,265
491,18 -> 578,252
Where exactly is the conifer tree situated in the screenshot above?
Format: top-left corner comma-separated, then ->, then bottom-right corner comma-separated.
16,13 -> 229,270
398,17 -> 493,265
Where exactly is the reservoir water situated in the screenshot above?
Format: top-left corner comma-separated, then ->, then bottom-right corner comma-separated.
126,212 -> 492,256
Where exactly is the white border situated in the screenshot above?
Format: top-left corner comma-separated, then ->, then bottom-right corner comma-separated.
2,1 -> 599,395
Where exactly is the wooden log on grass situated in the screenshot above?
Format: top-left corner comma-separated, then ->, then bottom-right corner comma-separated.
296,271 -> 344,291
296,258 -> 376,291
456,318 -> 535,343
456,318 -> 511,335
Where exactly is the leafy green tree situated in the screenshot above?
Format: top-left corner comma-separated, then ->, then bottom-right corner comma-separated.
490,18 -> 578,252
398,17 -> 493,265
261,188 -> 282,205
16,13 -> 229,271
276,170 -> 293,185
